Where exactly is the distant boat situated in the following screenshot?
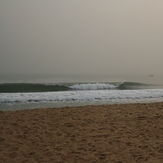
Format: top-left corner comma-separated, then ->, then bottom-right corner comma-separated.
149,74 -> 154,77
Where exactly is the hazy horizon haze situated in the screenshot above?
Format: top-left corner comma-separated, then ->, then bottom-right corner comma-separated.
1,0 -> 163,77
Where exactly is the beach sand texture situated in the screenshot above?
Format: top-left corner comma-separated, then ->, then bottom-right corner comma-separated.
0,103 -> 163,163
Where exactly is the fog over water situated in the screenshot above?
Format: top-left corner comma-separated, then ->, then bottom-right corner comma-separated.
0,1 -> 163,83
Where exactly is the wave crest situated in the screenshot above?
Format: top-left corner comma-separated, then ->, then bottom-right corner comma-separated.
69,83 -> 117,90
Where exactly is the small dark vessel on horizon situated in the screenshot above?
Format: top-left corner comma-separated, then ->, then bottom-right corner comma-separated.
149,74 -> 154,77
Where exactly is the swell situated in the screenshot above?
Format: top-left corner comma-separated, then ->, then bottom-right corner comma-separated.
0,83 -> 69,93
118,82 -> 149,90
0,82 -> 151,93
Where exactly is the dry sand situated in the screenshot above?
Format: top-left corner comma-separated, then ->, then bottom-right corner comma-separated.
0,103 -> 163,163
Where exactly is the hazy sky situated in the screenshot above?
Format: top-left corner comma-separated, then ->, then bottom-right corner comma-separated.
0,0 -> 163,75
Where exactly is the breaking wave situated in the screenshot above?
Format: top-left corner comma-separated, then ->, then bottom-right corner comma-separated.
0,82 -> 152,93
69,83 -> 117,90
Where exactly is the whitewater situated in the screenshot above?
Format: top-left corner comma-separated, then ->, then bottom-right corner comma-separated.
1,88 -> 163,111
1,89 -> 163,103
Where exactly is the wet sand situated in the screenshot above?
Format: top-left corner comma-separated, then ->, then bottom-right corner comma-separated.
0,103 -> 163,163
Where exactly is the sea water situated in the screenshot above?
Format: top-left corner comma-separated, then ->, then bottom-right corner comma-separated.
0,73 -> 163,111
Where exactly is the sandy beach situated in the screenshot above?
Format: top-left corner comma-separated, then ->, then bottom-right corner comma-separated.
0,103 -> 163,163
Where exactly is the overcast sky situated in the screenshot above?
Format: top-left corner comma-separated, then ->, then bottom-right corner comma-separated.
0,0 -> 163,76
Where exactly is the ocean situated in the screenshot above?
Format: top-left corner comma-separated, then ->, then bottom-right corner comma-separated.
0,73 -> 163,111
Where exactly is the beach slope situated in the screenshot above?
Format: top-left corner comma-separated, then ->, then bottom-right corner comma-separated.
0,103 -> 163,162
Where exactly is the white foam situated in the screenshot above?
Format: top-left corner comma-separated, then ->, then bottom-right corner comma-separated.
69,83 -> 117,90
1,89 -> 163,104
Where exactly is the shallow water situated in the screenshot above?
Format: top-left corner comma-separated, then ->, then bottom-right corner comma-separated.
1,73 -> 163,111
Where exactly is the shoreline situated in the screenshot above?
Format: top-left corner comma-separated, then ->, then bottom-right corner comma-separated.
0,102 -> 163,162
1,101 -> 163,111
1,98 -> 163,112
